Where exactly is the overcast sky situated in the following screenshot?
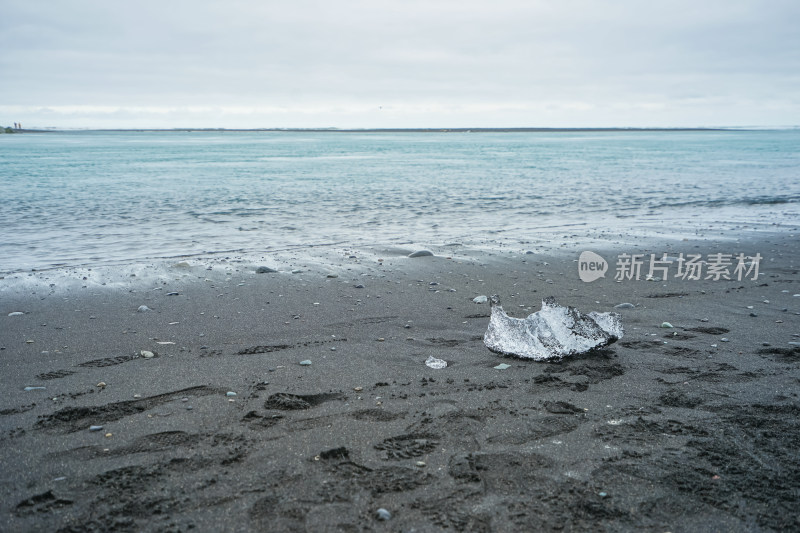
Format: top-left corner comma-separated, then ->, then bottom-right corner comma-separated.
1,0 -> 798,129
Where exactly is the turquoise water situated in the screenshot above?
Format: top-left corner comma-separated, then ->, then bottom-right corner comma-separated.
1,130 -> 799,272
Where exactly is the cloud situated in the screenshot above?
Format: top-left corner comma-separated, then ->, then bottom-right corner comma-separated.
1,0 -> 798,127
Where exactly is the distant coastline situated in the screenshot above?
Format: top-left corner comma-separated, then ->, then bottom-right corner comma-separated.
10,126 -> 746,133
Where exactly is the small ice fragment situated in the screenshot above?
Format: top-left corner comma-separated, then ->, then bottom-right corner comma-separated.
483,296 -> 623,361
299,360 -> 312,366
137,305 -> 151,312
425,355 -> 447,369
473,295 -> 488,304
226,391 -> 237,397
408,250 -> 434,258
494,363 -> 511,370
8,312 -> 24,316
24,386 -> 46,391
660,322 -> 674,328
89,425 -> 103,431
376,508 -> 392,520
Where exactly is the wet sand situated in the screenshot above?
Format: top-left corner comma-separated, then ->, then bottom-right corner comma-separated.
1,233 -> 799,532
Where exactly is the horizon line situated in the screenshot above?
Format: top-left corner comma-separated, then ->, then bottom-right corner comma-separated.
7,126 -> 785,133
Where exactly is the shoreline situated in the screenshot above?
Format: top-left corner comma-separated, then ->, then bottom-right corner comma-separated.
2,231 -> 799,531
3,211 -> 798,278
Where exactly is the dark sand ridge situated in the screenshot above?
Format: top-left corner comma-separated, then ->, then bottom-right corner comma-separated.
1,232 -> 798,532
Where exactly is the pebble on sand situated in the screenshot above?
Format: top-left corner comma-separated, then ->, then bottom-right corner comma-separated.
7,312 -> 24,317
24,386 -> 46,391
376,508 -> 392,521
473,295 -> 488,304
256,266 -> 278,273
494,363 -> 511,370
140,350 -> 155,358
660,322 -> 674,328
299,360 -> 312,366
89,425 -> 103,431
408,250 -> 434,258
226,391 -> 237,397
137,305 -> 152,313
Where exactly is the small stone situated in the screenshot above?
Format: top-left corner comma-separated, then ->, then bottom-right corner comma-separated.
354,387 -> 363,392
762,342 -> 770,346
326,274 -> 338,278
473,295 -> 488,304
408,250 -> 434,258
720,338 -> 729,342
137,305 -> 151,312
599,492 -> 608,498
24,386 -> 46,391
96,382 -> 106,388
376,508 -> 392,521
377,338 -> 385,342
354,284 -> 365,289
105,433 -> 112,438
26,340 -> 34,344
614,303 -> 635,309
89,425 -> 103,431
8,312 -> 24,317
299,360 -> 312,366
140,350 -> 155,358
256,266 -> 277,273
226,391 -> 237,397
494,363 -> 511,370
166,292 -> 179,296
660,322 -> 674,328
404,324 -> 411,329
749,313 -> 758,317
415,461 -> 426,467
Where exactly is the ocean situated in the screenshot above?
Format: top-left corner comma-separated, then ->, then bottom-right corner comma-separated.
1,129 -> 799,273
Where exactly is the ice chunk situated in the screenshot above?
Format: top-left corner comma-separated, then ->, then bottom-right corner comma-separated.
425,355 -> 447,369
483,296 -> 622,360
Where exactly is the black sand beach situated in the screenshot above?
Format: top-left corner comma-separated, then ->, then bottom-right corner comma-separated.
1,232 -> 799,532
